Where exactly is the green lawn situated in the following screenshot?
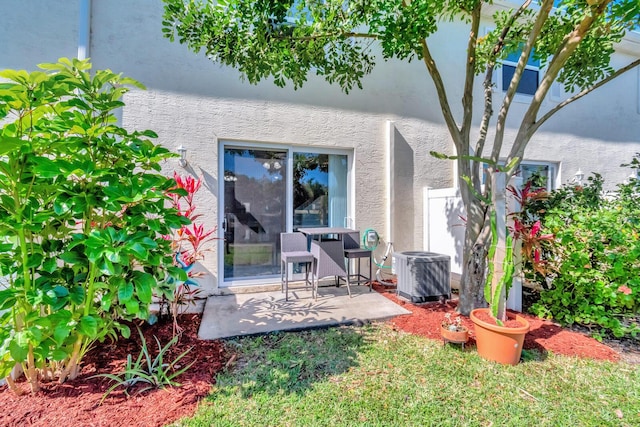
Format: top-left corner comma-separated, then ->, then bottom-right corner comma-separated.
171,324 -> 640,426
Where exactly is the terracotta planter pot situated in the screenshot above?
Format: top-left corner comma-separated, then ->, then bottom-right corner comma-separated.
440,325 -> 469,345
470,308 -> 530,365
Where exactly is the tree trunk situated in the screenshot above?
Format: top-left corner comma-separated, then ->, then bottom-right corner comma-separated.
457,197 -> 491,315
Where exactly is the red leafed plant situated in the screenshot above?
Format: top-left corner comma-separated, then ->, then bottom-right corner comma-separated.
163,172 -> 217,333
508,180 -> 556,276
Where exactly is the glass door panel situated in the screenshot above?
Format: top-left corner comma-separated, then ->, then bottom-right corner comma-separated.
223,147 -> 287,281
293,153 -> 348,230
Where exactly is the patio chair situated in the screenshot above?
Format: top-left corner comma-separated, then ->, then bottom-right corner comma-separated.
280,232 -> 315,301
343,231 -> 372,292
310,240 -> 350,299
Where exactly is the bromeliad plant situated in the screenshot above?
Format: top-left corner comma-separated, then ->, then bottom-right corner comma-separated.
0,58 -> 188,394
508,180 -> 556,278
158,172 -> 216,334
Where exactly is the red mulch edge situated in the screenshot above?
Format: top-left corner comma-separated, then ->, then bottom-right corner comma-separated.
372,283 -> 620,362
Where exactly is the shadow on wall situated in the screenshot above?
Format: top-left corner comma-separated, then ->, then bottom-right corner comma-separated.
391,127 -> 414,251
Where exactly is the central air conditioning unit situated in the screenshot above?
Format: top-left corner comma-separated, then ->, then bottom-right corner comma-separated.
393,251 -> 451,303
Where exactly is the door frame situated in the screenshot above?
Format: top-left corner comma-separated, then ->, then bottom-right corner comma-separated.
218,139 -> 354,287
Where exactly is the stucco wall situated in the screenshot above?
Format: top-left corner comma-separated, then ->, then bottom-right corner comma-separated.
2,0 -> 639,292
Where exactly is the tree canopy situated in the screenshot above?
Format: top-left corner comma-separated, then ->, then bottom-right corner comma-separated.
162,0 -> 640,313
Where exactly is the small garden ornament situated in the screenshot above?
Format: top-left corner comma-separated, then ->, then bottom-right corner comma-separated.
441,313 -> 469,348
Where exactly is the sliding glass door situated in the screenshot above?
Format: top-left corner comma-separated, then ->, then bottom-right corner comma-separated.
222,147 -> 287,281
221,143 -> 351,285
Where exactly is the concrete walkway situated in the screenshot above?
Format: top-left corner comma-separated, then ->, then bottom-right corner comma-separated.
198,285 -> 411,340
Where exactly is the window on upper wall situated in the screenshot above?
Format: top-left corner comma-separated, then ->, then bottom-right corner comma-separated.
502,50 -> 541,96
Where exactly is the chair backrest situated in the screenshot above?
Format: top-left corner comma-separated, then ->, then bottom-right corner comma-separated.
311,240 -> 345,279
343,232 -> 361,250
280,232 -> 308,253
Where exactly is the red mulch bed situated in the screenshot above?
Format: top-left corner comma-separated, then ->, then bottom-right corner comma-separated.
0,287 -> 627,426
373,283 -> 620,362
0,314 -> 227,427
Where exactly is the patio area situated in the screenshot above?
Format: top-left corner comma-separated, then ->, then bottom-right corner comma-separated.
198,284 -> 411,340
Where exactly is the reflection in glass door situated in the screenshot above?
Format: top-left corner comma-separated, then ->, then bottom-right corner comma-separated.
223,148 -> 287,281
293,153 -> 348,230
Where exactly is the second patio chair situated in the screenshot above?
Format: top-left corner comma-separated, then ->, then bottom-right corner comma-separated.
310,240 -> 349,299
280,232 -> 314,301
343,231 -> 372,292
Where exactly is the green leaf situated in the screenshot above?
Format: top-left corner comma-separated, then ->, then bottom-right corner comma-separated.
26,253 -> 43,269
69,286 -> 85,305
42,257 -> 58,273
134,272 -> 156,304
97,257 -> 116,276
117,323 -> 131,339
0,289 -> 16,310
125,299 -> 140,315
53,325 -> 71,346
51,349 -> 69,361
0,136 -> 24,155
32,156 -> 62,178
101,292 -> 113,311
136,279 -> 153,304
53,286 -> 69,298
167,266 -> 188,282
79,316 -> 98,338
9,340 -> 28,363
60,251 -> 85,265
118,282 -> 134,303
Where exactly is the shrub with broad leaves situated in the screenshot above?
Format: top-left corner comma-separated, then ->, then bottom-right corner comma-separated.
0,58 -> 187,394
523,160 -> 640,340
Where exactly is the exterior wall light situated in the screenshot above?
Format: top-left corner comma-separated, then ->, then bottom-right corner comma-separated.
177,145 -> 187,167
572,168 -> 584,185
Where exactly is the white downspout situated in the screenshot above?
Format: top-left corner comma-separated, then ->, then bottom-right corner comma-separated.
78,0 -> 92,60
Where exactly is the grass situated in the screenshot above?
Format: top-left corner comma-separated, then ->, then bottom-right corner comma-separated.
172,324 -> 640,426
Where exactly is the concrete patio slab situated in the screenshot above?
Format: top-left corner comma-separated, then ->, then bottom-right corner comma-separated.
198,285 -> 411,340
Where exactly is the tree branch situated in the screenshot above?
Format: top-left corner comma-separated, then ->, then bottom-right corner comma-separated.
461,4 -> 482,141
532,57 -> 640,132
507,0 -> 613,166
473,0 -> 532,193
420,39 -> 463,151
492,0 -> 549,166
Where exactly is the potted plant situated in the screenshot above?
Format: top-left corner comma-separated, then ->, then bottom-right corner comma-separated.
441,313 -> 469,347
470,206 -> 531,365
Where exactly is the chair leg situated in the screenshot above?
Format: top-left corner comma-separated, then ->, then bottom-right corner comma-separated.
368,255 -> 372,292
284,261 -> 289,301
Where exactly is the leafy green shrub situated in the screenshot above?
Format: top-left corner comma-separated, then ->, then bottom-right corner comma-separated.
525,162 -> 640,340
94,328 -> 193,401
0,58 -> 189,393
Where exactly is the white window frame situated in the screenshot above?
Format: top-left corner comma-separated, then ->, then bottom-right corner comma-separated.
481,160 -> 559,192
517,160 -> 559,191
